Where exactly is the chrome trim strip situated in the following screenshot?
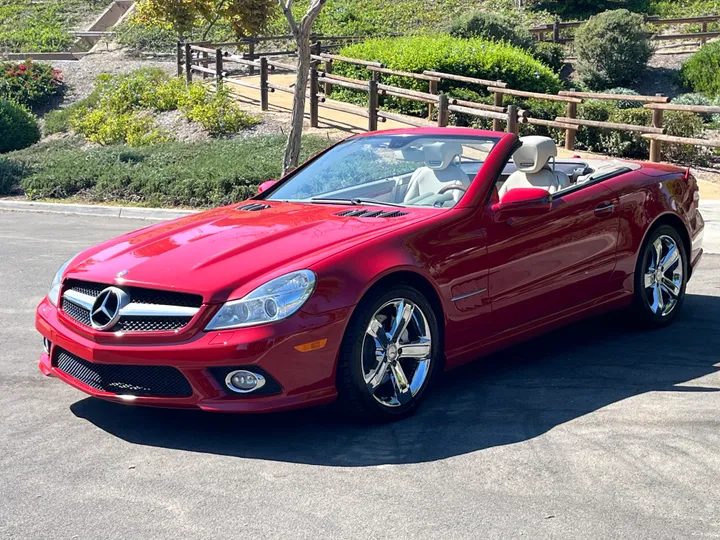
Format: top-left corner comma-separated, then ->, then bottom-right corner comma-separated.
63,289 -> 95,310
119,303 -> 199,318
63,290 -> 199,318
451,288 -> 487,302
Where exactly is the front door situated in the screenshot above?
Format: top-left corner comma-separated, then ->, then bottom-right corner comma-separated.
483,183 -> 620,334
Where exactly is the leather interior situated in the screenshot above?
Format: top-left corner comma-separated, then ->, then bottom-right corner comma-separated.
404,142 -> 469,205
499,136 -> 570,198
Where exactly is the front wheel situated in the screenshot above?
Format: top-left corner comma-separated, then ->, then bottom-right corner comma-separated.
335,285 -> 441,422
631,224 -> 688,326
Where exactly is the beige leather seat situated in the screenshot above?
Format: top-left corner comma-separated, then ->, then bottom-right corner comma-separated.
499,136 -> 570,198
403,142 -> 468,205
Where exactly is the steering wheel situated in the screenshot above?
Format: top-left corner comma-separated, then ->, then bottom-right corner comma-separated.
438,184 -> 468,195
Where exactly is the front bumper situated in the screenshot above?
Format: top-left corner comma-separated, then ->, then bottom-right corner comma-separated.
36,298 -> 352,412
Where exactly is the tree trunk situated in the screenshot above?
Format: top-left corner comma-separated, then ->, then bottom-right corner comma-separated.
283,38 -> 311,173
278,0 -> 326,175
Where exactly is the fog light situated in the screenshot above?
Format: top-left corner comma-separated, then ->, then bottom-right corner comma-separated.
225,370 -> 266,394
43,338 -> 51,354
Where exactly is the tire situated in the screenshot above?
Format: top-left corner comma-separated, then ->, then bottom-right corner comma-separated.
335,284 -> 441,422
630,224 -> 688,327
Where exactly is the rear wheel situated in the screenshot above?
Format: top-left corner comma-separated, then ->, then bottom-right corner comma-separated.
335,285 -> 441,422
631,224 -> 687,327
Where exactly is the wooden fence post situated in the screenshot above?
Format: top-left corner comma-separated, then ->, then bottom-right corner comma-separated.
260,56 -> 269,111
553,18 -> 560,43
215,48 -> 223,89
309,60 -> 319,128
507,104 -> 518,135
650,93 -> 664,162
701,21 -> 708,46
368,79 -> 379,131
201,47 -> 209,79
248,40 -> 256,76
492,84 -> 503,132
428,79 -> 438,120
565,88 -> 578,151
176,41 -> 183,77
184,43 -> 192,84
437,94 -> 449,127
324,58 -> 333,95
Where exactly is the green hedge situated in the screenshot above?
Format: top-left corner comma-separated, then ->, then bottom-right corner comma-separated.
333,35 -> 562,117
0,99 -> 40,153
2,136 -> 333,206
681,41 -> 720,97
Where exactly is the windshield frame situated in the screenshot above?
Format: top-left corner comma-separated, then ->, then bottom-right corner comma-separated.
255,133 -> 503,209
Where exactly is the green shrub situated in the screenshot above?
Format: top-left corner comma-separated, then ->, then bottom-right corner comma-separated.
7,136 -> 333,207
334,35 -> 561,117
681,41 -> 720,97
0,157 -> 23,194
533,42 -> 565,73
604,87 -> 644,109
575,10 -> 653,90
575,100 -> 617,152
66,69 -> 258,145
448,11 -> 536,50
0,60 -> 65,110
43,91 -> 100,135
671,93 -> 719,123
0,100 -> 40,153
179,85 -> 258,136
663,111 -> 707,164
601,108 -> 651,157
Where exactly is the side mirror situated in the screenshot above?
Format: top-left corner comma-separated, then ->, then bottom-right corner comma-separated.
257,180 -> 278,194
491,187 -> 552,221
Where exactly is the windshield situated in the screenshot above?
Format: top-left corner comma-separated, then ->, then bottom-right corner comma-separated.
266,134 -> 499,208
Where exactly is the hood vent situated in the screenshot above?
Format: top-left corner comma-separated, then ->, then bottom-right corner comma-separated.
237,203 -> 271,211
335,209 -> 408,218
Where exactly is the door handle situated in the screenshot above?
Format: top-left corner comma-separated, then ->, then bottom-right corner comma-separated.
594,202 -> 615,217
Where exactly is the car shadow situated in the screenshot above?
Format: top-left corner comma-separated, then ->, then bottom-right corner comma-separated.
71,293 -> 720,467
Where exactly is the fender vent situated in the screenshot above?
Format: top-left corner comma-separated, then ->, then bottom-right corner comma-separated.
335,209 -> 408,218
237,203 -> 271,211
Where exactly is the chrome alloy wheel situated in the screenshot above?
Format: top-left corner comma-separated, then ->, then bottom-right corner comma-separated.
644,234 -> 684,317
361,299 -> 433,408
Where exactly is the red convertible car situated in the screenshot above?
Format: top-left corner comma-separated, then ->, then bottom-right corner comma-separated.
36,128 -> 705,421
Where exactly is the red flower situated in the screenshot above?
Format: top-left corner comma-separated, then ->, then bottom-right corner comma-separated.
18,64 -> 26,71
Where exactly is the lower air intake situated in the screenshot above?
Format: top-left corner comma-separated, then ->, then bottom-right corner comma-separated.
55,348 -> 193,398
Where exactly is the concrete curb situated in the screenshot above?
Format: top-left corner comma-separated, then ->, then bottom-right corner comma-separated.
0,200 -> 197,220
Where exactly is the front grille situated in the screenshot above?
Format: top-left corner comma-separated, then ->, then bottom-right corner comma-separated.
55,348 -> 193,398
62,298 -> 91,326
335,209 -> 408,218
61,280 -> 202,332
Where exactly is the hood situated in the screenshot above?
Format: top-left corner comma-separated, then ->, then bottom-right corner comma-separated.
64,202 -> 432,303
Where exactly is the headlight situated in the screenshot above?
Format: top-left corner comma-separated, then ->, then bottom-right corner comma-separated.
47,258 -> 74,306
205,270 -> 316,330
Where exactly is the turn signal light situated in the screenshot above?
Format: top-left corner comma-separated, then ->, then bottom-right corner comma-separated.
294,339 -> 328,353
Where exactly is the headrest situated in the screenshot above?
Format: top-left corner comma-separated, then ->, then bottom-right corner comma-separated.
394,147 -> 425,162
512,136 -> 557,174
422,142 -> 463,170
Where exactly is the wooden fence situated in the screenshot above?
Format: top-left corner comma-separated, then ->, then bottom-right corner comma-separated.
530,14 -> 720,46
178,41 -> 720,163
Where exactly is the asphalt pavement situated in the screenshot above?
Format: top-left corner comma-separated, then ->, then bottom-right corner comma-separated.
1,210 -> 720,540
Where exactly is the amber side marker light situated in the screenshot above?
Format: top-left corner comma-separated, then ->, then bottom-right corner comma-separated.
294,339 -> 328,353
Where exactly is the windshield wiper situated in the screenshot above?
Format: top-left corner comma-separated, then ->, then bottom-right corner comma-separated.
309,197 -> 405,208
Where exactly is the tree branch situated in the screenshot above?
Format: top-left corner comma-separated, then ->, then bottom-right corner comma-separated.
277,0 -> 299,35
